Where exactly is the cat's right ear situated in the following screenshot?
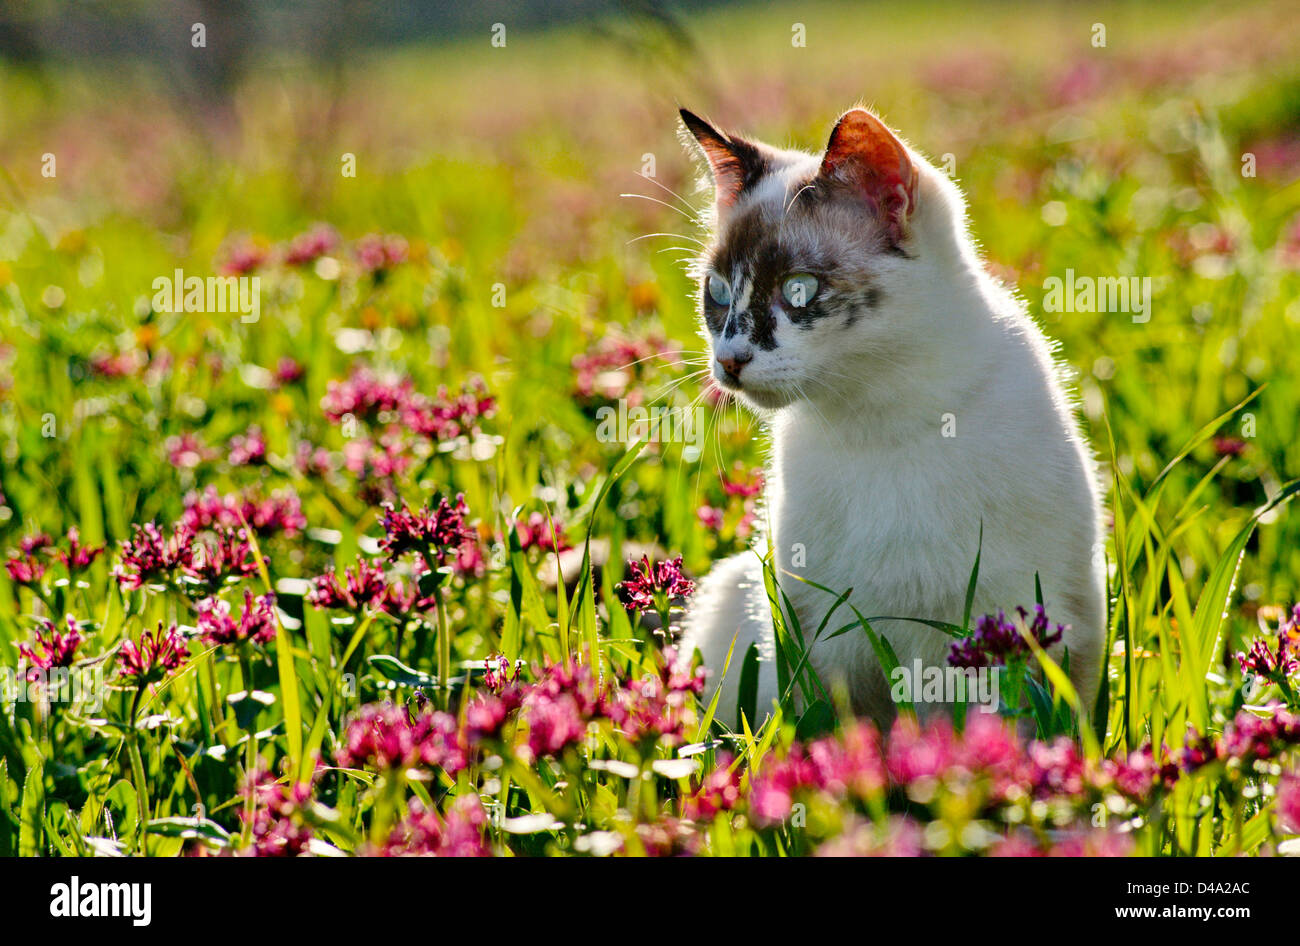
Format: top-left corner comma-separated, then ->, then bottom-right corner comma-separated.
679,109 -> 766,213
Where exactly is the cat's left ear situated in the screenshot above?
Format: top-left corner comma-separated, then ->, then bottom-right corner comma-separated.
819,109 -> 919,244
679,109 -> 768,214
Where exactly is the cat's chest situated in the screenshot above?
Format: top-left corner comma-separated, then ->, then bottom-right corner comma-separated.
767,435 -> 977,614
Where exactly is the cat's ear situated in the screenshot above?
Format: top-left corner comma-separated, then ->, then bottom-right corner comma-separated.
819,108 -> 918,242
679,109 -> 767,213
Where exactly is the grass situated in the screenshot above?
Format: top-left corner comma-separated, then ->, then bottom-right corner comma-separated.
1,0 -> 1299,856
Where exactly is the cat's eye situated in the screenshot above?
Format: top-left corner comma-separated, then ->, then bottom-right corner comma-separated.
706,273 -> 731,307
782,274 -> 819,308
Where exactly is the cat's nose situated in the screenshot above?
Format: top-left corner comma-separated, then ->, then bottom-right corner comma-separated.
717,350 -> 753,379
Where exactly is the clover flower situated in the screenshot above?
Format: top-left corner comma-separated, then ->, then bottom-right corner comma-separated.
5,554 -> 45,586
948,605 -> 1066,669
19,615 -> 84,680
379,495 -> 476,568
1235,603 -> 1300,680
335,703 -> 467,775
197,590 -> 278,647
617,554 -> 695,614
117,623 -> 190,686
115,522 -> 195,590
375,796 -> 489,857
53,527 -> 104,572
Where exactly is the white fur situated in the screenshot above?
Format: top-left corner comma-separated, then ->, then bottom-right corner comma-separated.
679,127 -> 1106,726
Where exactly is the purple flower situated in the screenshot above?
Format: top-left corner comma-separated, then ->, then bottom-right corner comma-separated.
115,522 -> 195,590
617,555 -> 695,613
117,623 -> 190,686
227,426 -> 267,466
379,495 -> 476,568
1277,772 -> 1300,834
197,590 -> 278,647
335,703 -> 467,775
19,615 -> 83,680
53,527 -> 104,572
375,796 -> 489,858
5,554 -> 45,586
948,605 -> 1066,669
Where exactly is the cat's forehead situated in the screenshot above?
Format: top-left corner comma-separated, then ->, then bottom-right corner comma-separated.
707,154 -> 887,277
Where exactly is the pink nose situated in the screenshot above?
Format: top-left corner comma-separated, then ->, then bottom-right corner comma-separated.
717,352 -> 753,378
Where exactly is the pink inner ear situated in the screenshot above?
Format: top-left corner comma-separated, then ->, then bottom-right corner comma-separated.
819,110 -> 919,239
697,141 -> 749,210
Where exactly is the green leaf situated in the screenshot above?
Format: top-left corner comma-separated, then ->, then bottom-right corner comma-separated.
19,762 -> 44,857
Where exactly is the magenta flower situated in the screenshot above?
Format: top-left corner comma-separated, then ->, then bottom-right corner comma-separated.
165,433 -> 212,469
354,233 -> 409,273
197,590 -> 278,647
375,796 -> 489,857
20,533 -> 52,555
19,615 -> 84,680
1277,772 -> 1300,834
321,365 -> 414,423
239,768 -> 315,857
115,522 -> 195,590
1235,604 -> 1300,681
5,554 -> 45,586
117,623 -> 190,686
379,495 -> 476,568
513,512 -> 569,553
282,223 -> 340,267
219,238 -> 269,276
53,527 -> 104,572
181,528 -> 257,593
696,505 -> 724,531
336,703 -> 467,775
684,756 -> 742,821
226,426 -> 267,466
948,605 -> 1066,669
720,468 -> 764,498
617,555 -> 695,614
307,558 -> 390,612
273,357 -> 304,386
182,486 -> 307,538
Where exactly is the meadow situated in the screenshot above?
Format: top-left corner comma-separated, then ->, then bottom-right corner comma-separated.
1,0 -> 1300,856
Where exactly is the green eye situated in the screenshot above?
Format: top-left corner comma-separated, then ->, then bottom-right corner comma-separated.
782,274 -> 818,308
707,274 -> 731,306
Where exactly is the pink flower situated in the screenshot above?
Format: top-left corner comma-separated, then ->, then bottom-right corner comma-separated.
165,433 -> 212,469
117,623 -> 190,686
617,554 -> 694,613
375,796 -> 489,857
282,224 -> 340,267
513,512 -> 569,552
336,703 -> 467,775
354,233 -> 409,273
19,615 -> 83,680
379,495 -> 476,568
115,522 -> 195,590
307,558 -> 390,612
197,590 -> 278,647
226,427 -> 267,466
53,527 -> 104,572
5,554 -> 45,586
696,506 -> 724,531
1277,772 -> 1300,834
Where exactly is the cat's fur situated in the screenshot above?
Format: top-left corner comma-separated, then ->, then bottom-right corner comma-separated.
676,107 -> 1106,725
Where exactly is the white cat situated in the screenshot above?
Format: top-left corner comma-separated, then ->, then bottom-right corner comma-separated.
676,106 -> 1106,725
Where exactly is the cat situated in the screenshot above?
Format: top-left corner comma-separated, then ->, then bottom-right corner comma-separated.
675,106 -> 1106,726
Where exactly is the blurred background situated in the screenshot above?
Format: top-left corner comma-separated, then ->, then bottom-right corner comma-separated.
1,0 -> 1299,602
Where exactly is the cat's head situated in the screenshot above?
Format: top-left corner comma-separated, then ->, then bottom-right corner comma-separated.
680,107 -> 968,411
